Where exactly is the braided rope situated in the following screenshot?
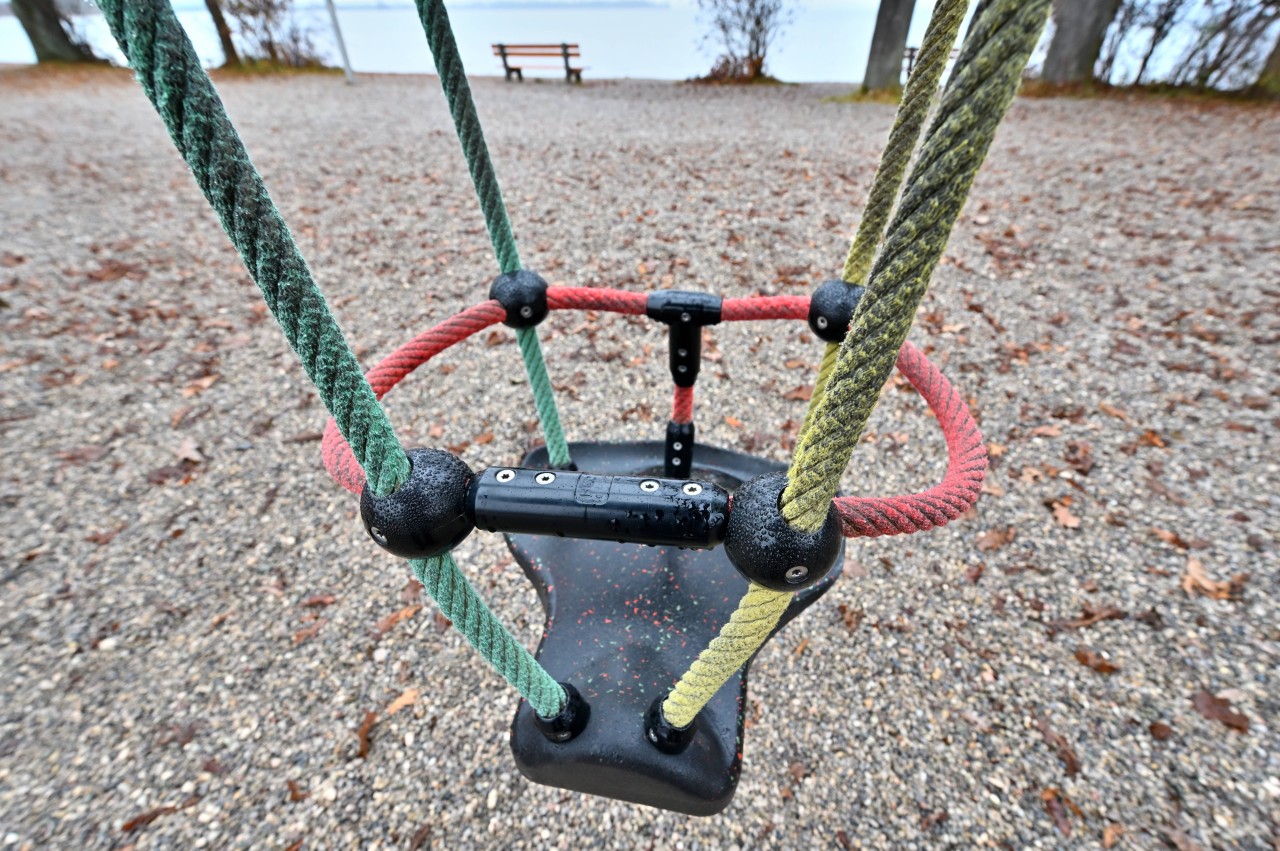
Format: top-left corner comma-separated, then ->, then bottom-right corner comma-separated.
660,583 -> 791,729
413,554 -> 565,717
413,0 -> 571,468
801,0 -> 968,445
672,386 -> 694,424
97,0 -> 409,497
782,0 -> 1050,532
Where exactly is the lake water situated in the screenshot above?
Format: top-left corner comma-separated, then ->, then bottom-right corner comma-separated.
0,1 -> 948,84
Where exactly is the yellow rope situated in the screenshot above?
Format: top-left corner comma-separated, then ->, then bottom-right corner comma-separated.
661,583 -> 792,729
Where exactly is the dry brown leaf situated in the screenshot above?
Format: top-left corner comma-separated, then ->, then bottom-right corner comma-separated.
1149,721 -> 1173,741
300,594 -> 336,608
1041,787 -> 1081,835
1051,499 -> 1081,529
976,527 -> 1015,552
1153,527 -> 1190,550
175,437 -> 204,464
1030,424 -> 1062,437
1181,557 -> 1246,600
1046,603 -> 1127,637
286,779 -> 309,802
986,442 -> 1007,458
386,687 -> 420,717
783,385 -> 813,401
373,604 -> 422,638
1102,823 -> 1124,848
292,618 -> 326,645
1098,401 -> 1131,422
181,374 -> 220,397
1037,716 -> 1081,777
1191,690 -> 1249,733
1074,646 -> 1119,674
724,415 -> 743,428
356,710 -> 378,758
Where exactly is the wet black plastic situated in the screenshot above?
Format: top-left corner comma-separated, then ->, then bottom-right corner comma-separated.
359,448 -> 474,559
808,278 -> 866,343
646,290 -> 723,388
508,441 -> 842,816
534,682 -> 591,743
489,269 -> 549,328
723,471 -> 843,592
664,420 -> 694,478
644,694 -> 696,755
466,467 -> 729,550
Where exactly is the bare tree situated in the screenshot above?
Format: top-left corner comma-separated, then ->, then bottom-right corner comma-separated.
1043,0 -> 1124,84
11,0 -> 102,63
1173,0 -> 1280,89
1252,26 -> 1280,95
205,0 -> 242,67
863,0 -> 917,91
698,0 -> 793,81
227,0 -> 322,67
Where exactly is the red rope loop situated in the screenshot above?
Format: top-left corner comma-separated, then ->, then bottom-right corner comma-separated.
321,288 -> 987,540
832,343 -> 987,538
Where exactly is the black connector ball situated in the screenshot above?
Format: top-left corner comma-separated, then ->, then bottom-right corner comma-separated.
489,269 -> 550,329
723,471 -> 843,592
534,682 -> 591,744
360,448 -> 475,560
808,278 -> 866,343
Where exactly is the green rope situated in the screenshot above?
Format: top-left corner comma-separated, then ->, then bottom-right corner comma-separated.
782,0 -> 1051,531
413,0 -> 573,468
97,0 -> 409,497
413,554 -> 566,717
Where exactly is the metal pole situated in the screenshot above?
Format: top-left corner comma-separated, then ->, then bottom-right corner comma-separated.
325,0 -> 356,85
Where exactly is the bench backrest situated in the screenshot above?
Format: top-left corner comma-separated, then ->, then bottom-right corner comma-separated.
493,44 -> 581,58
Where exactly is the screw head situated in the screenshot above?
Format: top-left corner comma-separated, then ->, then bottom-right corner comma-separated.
671,441 -> 683,451
682,482 -> 703,496
535,472 -> 556,485
680,312 -> 691,323
785,565 -> 809,584
671,457 -> 682,466
815,315 -> 829,330
495,469 -> 516,483
640,479 -> 659,492
368,526 -> 388,546
519,305 -> 534,318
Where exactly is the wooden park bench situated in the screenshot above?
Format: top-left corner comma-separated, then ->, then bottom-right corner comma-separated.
492,43 -> 584,83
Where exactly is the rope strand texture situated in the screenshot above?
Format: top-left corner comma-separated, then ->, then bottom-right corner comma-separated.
97,0 -> 409,496
782,0 -> 1051,532
413,554 -> 566,718
799,0 -> 968,445
413,0 -> 572,468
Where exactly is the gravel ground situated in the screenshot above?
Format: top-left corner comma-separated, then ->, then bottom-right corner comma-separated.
1,69 -> 1277,850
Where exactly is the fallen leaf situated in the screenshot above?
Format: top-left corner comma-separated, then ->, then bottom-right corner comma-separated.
1191,691 -> 1249,733
1102,822 -> 1124,848
432,611 -> 452,634
372,604 -> 422,638
783,385 -> 813,401
1181,557 -> 1247,600
1046,603 -> 1127,637
181,374 -> 220,397
1064,440 -> 1094,475
283,431 -> 324,444
965,563 -> 985,584
386,687 -> 420,717
300,594 -> 336,608
286,780 -> 309,802
1152,527 -> 1190,550
356,710 -> 378,758
1158,828 -> 1205,851
1037,716 -> 1081,777
976,527 -> 1015,551
788,761 -> 808,782
1051,499 -> 1081,529
57,445 -> 111,466
1030,424 -> 1062,438
1074,646 -> 1119,674
1149,721 -> 1173,741
1041,787 -> 1081,835
724,415 -> 743,428
836,604 -> 863,632
292,618 -> 326,644
175,437 -> 204,464
474,432 -> 494,445
1098,401 -> 1130,422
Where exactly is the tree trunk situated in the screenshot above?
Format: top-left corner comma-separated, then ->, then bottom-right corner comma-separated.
863,0 -> 916,91
11,0 -> 100,63
1250,29 -> 1280,97
1042,0 -> 1123,85
204,0 -> 242,66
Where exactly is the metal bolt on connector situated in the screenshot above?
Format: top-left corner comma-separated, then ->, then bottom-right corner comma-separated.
519,305 -> 534,318
535,472 -> 557,485
369,526 -> 388,545
496,469 -> 516,483
815,315 -> 829,330
786,565 -> 810,584
672,441 -> 683,451
640,480 -> 660,492
682,482 -> 703,496
680,312 -> 691,323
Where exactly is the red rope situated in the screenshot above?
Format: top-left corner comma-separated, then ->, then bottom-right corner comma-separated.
672,386 -> 694,424
832,343 -> 987,538
320,288 -> 987,541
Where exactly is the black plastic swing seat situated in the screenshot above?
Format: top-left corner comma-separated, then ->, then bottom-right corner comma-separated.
507,441 -> 842,816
